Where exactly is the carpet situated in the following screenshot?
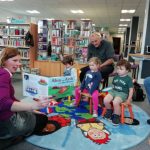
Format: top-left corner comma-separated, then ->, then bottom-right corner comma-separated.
26,100 -> 150,150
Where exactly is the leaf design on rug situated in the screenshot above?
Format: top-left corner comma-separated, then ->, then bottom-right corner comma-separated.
61,114 -> 71,118
63,100 -> 74,106
55,106 -> 73,113
76,113 -> 93,119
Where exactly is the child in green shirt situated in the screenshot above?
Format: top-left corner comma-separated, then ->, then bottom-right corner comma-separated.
103,59 -> 133,125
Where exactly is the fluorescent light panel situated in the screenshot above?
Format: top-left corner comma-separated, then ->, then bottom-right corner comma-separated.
81,18 -> 91,20
120,19 -> 131,21
0,0 -> 14,1
70,10 -> 84,14
119,24 -> 128,27
26,10 -> 40,14
121,9 -> 135,13
45,18 -> 54,20
118,31 -> 124,34
118,28 -> 126,31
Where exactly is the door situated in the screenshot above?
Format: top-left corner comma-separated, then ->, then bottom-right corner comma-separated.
113,37 -> 121,54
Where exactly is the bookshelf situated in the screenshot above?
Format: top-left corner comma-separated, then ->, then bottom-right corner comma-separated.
0,23 -> 38,71
51,20 -> 63,60
63,20 -> 79,56
75,19 -> 92,63
37,20 -> 49,60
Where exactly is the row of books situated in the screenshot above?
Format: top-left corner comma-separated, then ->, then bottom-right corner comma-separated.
0,38 -> 26,47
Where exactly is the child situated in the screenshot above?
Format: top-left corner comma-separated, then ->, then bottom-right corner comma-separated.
103,59 -> 134,125
62,55 -> 77,84
59,55 -> 77,93
73,57 -> 102,117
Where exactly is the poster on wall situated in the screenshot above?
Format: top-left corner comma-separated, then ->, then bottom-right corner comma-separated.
23,73 -> 75,99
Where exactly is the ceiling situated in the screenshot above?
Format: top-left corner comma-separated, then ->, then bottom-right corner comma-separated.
0,0 -> 147,33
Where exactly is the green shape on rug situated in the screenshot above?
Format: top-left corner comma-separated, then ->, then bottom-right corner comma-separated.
64,100 -> 74,107
76,113 -> 93,119
61,114 -> 71,118
55,106 -> 73,113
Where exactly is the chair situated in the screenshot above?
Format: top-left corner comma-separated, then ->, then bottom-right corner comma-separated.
77,92 -> 108,114
101,102 -> 134,124
130,62 -> 139,79
120,103 -> 134,124
77,92 -> 93,114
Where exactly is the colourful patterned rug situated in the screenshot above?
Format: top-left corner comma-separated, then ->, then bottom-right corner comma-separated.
26,99 -> 150,150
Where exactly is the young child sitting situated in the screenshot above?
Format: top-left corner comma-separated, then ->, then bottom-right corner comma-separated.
62,55 -> 77,83
73,57 -> 102,117
58,55 -> 77,94
103,59 -> 134,125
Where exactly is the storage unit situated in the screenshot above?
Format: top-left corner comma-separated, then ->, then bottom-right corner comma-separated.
75,19 -> 92,63
34,60 -> 87,77
0,23 -> 38,70
37,20 -> 49,60
51,20 -> 63,60
63,20 -> 79,56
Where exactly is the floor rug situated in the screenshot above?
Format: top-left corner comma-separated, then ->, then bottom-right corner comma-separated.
26,100 -> 150,150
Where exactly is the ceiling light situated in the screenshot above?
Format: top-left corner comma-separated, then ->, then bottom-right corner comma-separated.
121,9 -> 135,13
118,28 -> 126,30
118,32 -> 124,34
70,10 -> 84,14
119,24 -> 128,27
0,0 -> 14,1
45,18 -> 54,20
120,19 -> 131,21
26,10 -> 40,14
92,24 -> 95,26
81,18 -> 91,20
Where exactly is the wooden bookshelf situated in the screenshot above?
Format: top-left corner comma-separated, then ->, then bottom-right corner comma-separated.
0,23 -> 38,70
51,20 -> 63,56
75,19 -> 92,63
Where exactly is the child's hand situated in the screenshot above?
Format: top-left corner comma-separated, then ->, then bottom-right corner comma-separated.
32,96 -> 51,110
123,100 -> 131,106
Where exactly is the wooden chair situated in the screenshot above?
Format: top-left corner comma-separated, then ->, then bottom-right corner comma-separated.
77,92 -> 93,114
101,102 -> 134,124
120,103 -> 134,124
77,92 -> 108,114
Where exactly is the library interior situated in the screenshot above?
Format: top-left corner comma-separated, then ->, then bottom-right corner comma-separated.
0,0 -> 150,150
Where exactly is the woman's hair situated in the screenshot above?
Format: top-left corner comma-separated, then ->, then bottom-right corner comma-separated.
116,59 -> 131,72
0,47 -> 20,67
62,55 -> 74,65
89,57 -> 101,65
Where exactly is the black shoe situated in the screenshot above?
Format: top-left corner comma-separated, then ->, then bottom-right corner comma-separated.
147,119 -> 150,125
112,114 -> 120,125
104,109 -> 113,120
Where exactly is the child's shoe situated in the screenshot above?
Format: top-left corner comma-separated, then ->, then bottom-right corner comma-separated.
104,109 -> 113,120
93,110 -> 98,118
112,114 -> 120,125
